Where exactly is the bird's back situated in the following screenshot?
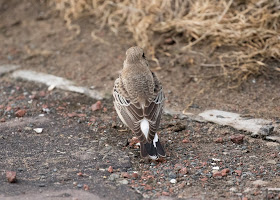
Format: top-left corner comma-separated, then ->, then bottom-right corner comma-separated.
121,63 -> 155,105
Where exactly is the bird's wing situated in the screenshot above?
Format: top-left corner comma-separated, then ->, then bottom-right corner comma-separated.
145,71 -> 165,140
113,78 -> 147,142
113,74 -> 165,143
144,87 -> 165,142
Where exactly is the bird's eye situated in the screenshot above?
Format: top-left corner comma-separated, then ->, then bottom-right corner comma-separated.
142,53 -> 145,58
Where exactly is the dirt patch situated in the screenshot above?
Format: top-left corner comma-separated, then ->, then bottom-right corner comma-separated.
1,0 -> 280,119
1,76 -> 280,199
0,189 -> 101,200
0,1 -> 280,199
0,79 -> 141,199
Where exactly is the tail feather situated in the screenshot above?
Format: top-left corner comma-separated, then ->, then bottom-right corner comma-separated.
140,142 -> 148,158
155,139 -> 165,157
144,142 -> 158,159
140,133 -> 165,160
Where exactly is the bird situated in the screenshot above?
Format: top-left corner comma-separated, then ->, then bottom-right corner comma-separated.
113,46 -> 165,160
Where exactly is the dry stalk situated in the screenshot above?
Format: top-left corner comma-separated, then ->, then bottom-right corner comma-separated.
52,0 -> 280,85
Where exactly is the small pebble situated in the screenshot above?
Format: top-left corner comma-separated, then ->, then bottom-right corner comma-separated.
48,85 -> 56,91
83,184 -> 89,191
231,135 -> 245,144
221,168 -> 230,176
213,171 -> 222,177
6,171 -> 16,183
34,128 -> 43,134
42,108 -> 50,113
168,172 -> 177,179
108,166 -> 113,173
91,101 -> 102,111
119,179 -> 128,184
109,173 -> 120,181
15,109 -> 26,117
212,166 -> 219,170
215,137 -> 223,143
170,179 -> 177,184
132,172 -> 138,179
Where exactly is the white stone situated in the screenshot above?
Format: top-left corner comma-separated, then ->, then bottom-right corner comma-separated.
199,110 -> 273,135
34,128 -> 43,133
119,179 -> 128,184
48,85 -> 56,91
170,179 -> 177,184
212,166 -> 220,170
12,70 -> 103,100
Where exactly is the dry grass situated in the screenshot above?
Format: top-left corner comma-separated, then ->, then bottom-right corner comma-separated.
52,0 -> 280,86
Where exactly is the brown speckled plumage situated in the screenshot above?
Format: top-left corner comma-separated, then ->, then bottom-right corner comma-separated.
113,46 -> 165,160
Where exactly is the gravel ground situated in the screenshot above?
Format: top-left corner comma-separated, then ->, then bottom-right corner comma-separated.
0,2 -> 280,199
1,77 -> 279,199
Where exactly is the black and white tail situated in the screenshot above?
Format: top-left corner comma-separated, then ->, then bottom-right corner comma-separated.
140,133 -> 165,160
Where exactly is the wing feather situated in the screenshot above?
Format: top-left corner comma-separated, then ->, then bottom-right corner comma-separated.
144,88 -> 164,142
113,78 -> 145,141
113,75 -> 165,144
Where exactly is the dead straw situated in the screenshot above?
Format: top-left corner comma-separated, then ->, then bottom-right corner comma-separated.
52,0 -> 280,85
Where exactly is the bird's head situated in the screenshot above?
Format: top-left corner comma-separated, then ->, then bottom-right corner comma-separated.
125,46 -> 146,63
